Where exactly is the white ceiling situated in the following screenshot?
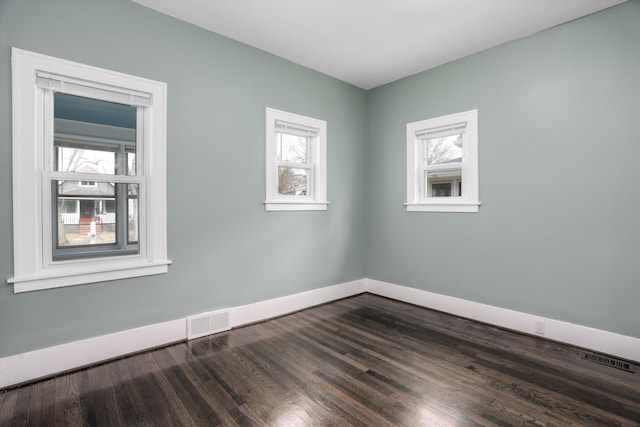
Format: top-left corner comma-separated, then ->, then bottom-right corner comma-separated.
132,0 -> 627,90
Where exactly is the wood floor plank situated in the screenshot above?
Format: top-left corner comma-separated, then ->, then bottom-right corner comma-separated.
77,368 -> 111,426
0,383 -> 19,423
239,338 -> 377,426
151,346 -> 223,425
53,373 -> 82,426
88,363 -> 128,426
1,293 -> 639,426
6,385 -> 32,426
311,312 -> 529,425
109,355 -> 161,426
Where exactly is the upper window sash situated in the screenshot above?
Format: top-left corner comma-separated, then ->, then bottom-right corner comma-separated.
275,131 -> 315,167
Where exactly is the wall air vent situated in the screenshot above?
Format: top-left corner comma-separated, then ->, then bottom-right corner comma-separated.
187,309 -> 231,340
581,351 -> 636,373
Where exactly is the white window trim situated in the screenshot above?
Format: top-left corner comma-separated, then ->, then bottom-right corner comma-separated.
406,109 -> 480,213
9,48 -> 170,293
264,107 -> 328,211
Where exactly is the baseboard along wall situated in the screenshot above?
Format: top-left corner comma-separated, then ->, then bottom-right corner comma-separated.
1,278 -> 637,389
365,279 -> 640,365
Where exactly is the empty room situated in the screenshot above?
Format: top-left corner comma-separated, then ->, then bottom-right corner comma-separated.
0,0 -> 639,425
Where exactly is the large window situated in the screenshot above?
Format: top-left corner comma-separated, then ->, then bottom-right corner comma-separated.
406,110 -> 479,213
265,108 -> 328,211
10,48 -> 170,293
52,94 -> 139,260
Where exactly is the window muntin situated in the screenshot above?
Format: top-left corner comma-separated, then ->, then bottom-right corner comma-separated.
406,110 -> 479,213
10,48 -> 169,293
265,108 -> 328,211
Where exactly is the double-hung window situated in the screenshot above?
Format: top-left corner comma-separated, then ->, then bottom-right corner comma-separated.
51,93 -> 140,261
10,48 -> 170,293
265,108 -> 328,211
406,109 -> 480,213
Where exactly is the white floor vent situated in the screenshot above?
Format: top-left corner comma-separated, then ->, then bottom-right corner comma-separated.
187,309 -> 231,340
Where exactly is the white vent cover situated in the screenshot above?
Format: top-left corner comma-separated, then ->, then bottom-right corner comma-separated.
187,309 -> 231,340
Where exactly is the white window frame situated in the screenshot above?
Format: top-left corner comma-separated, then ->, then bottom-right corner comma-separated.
264,108 -> 328,211
406,109 -> 480,213
9,48 -> 170,293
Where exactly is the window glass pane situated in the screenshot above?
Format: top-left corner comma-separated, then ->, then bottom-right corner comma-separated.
278,167 -> 308,196
55,142 -> 117,174
423,134 -> 463,166
128,184 -> 139,244
277,132 -> 308,163
55,180 -> 116,247
127,148 -> 136,176
57,179 -> 115,198
54,93 -> 136,176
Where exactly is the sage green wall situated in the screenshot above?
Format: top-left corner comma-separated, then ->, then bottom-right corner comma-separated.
1,0 -> 637,360
366,0 -> 640,338
0,0 -> 367,356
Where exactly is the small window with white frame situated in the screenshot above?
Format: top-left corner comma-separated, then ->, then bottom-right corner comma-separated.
265,108 -> 328,211
406,109 -> 479,212
9,48 -> 170,293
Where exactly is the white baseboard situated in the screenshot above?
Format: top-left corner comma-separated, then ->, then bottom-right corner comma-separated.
2,277 -> 638,389
0,318 -> 186,390
0,279 -> 366,389
230,279 -> 366,327
366,278 -> 640,364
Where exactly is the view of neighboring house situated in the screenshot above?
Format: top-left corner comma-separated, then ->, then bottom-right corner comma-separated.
57,167 -> 116,237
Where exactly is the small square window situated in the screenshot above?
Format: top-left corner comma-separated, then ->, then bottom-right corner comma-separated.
406,110 -> 479,213
265,108 -> 328,211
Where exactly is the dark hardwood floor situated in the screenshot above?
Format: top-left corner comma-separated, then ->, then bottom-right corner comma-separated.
1,293 -> 639,426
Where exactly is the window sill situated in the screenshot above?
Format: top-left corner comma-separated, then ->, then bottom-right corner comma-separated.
9,258 -> 172,293
405,201 -> 480,213
264,200 -> 329,211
